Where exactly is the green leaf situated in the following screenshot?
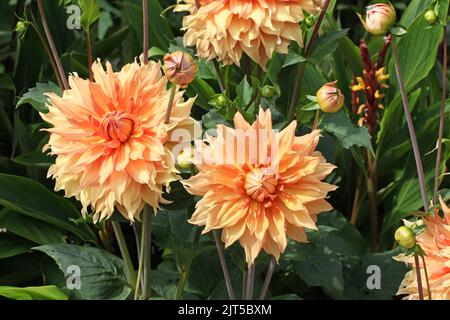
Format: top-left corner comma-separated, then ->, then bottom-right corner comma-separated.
283,48 -> 306,68
93,26 -> 130,57
16,82 -> 60,114
388,11 -> 444,97
236,76 -> 253,106
202,109 -> 232,130
309,29 -> 348,63
12,150 -> 54,168
0,285 -> 68,300
295,250 -> 344,294
98,10 -> 113,40
0,233 -> 33,259
34,243 -> 131,300
0,174 -> 96,242
79,0 -> 100,31
0,210 -> 65,245
322,111 -> 373,153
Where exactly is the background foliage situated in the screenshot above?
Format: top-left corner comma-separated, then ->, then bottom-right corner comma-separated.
0,0 -> 448,300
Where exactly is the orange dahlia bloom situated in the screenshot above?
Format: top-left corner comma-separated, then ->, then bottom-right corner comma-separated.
41,59 -> 196,222
395,197 -> 450,300
175,0 -> 318,69
183,108 -> 337,264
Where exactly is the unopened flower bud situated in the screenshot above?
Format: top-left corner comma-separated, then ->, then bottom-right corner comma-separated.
424,10 -> 437,24
304,16 -> 316,28
261,86 -> 275,98
316,81 -> 345,113
216,94 -> 227,107
15,21 -> 28,39
395,226 -> 416,249
163,51 -> 197,88
177,148 -> 194,170
359,3 -> 396,36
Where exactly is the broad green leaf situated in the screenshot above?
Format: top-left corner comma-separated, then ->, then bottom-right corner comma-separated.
93,26 -> 130,57
35,243 -> 131,300
12,150 -> 54,168
0,233 -> 33,259
98,10 -> 113,40
236,76 -> 253,107
79,0 -> 100,31
0,285 -> 68,300
202,109 -> 232,130
283,48 -> 306,68
400,0 -> 434,27
0,174 -> 96,242
309,29 -> 348,63
295,250 -> 344,294
322,111 -> 373,153
388,11 -> 444,98
16,82 -> 60,114
0,210 -> 65,245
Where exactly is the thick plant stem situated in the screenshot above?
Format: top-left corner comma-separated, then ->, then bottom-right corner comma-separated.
421,255 -> 432,300
287,0 -> 331,121
414,255 -> 424,300
142,207 -> 152,300
142,0 -> 149,65
175,272 -> 189,300
433,29 -> 447,204
392,41 -> 428,300
258,257 -> 276,300
85,30 -> 93,81
350,172 -> 362,225
367,151 -> 379,251
29,12 -> 63,90
111,221 -> 137,287
245,264 -> 255,300
134,208 -> 152,300
392,42 -> 429,212
165,85 -> 177,124
213,60 -> 226,93
213,230 -> 236,300
36,0 -> 69,90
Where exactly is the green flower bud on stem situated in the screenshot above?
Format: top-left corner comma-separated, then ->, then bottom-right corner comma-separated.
395,226 -> 416,249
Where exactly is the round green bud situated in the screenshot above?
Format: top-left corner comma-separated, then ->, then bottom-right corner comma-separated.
424,10 -> 437,24
216,94 -> 227,108
261,86 -> 274,98
305,16 -> 315,28
395,226 -> 416,249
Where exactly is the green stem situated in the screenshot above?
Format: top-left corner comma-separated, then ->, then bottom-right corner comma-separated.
175,271 -> 189,300
134,207 -> 152,300
142,0 -> 149,65
433,28 -> 447,204
164,85 -> 177,124
258,257 -> 276,300
287,0 -> 331,121
36,0 -> 69,90
213,230 -> 236,300
421,255 -> 432,300
414,254 -> 424,300
245,263 -> 255,300
111,221 -> 137,288
85,29 -> 93,81
213,60 -> 226,93
392,41 -> 429,212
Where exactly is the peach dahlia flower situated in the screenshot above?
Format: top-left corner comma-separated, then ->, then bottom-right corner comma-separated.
175,0 -> 319,69
183,108 -> 337,265
41,59 -> 196,222
395,197 -> 450,300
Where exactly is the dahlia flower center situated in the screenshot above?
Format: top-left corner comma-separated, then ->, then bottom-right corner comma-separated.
244,168 -> 278,202
101,111 -> 135,142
